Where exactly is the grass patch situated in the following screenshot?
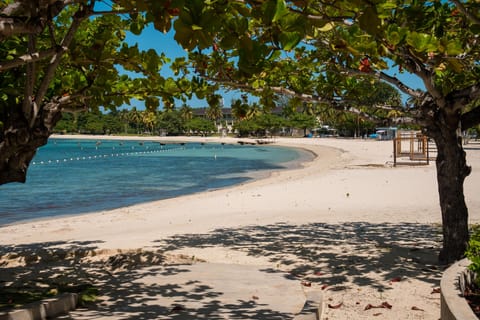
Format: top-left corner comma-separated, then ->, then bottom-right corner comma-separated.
0,284 -> 98,312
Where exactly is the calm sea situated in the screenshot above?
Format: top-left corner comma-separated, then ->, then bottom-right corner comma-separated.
0,138 -> 312,225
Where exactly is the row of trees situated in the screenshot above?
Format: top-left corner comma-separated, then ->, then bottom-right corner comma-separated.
55,94 -> 400,137
54,107 -> 216,135
53,106 -> 319,137
1,0 -> 480,262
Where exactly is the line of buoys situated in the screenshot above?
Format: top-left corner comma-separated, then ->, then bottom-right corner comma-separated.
31,145 -> 224,166
32,147 -> 184,166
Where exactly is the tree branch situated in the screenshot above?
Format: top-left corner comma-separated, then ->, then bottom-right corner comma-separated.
451,0 -> 480,25
203,75 -> 402,121
0,48 -> 58,72
32,3 -> 91,127
342,67 -> 423,99
0,0 -> 76,39
91,9 -> 136,16
461,105 -> 480,130
395,48 -> 447,108
22,35 -> 37,119
446,83 -> 480,120
449,83 -> 480,102
0,17 -> 44,38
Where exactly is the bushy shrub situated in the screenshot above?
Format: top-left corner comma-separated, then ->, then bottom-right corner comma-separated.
466,225 -> 480,286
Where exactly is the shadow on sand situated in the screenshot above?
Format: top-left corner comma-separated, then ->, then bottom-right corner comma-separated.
0,222 -> 443,319
154,221 -> 443,291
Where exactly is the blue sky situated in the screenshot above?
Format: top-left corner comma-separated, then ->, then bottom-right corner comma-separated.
124,24 -> 425,110
124,25 -> 255,110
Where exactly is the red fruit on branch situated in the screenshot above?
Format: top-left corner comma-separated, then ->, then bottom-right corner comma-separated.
167,8 -> 180,16
359,56 -> 371,73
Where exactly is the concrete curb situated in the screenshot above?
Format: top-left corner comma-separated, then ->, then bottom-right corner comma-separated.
293,290 -> 323,320
440,258 -> 477,320
0,293 -> 78,320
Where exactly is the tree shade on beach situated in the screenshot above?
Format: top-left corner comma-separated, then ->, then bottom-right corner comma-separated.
0,0 -> 480,263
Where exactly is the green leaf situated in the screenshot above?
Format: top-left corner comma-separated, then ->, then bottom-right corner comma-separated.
379,2 -> 398,11
220,35 -> 237,49
406,32 -> 437,52
358,6 -> 382,36
163,78 -> 179,94
174,19 -> 195,50
261,0 -> 277,23
130,21 -> 143,35
272,0 -> 288,22
447,59 -> 464,73
446,41 -> 463,56
279,31 -> 302,51
318,22 -> 335,32
145,96 -> 160,109
153,15 -> 172,33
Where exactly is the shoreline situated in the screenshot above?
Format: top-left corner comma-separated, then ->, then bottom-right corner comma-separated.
2,135 -> 318,228
2,134 -> 480,319
1,135 -> 345,247
2,134 -> 480,246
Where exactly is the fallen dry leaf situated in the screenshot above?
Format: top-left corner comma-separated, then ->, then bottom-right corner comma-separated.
373,313 -> 382,316
365,302 -> 392,310
328,302 -> 343,309
301,280 -> 312,287
252,295 -> 259,300
321,284 -> 329,290
411,306 -> 424,311
431,287 -> 441,294
390,276 -> 402,283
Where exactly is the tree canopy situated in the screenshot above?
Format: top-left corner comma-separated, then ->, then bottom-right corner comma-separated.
1,0 -> 479,263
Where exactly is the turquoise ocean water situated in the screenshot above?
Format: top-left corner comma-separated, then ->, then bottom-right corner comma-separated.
0,138 -> 312,226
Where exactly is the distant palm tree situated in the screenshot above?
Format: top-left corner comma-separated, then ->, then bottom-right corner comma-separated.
246,102 -> 262,119
141,110 -> 158,134
281,97 -> 302,118
302,102 -> 315,116
206,95 -> 223,125
118,109 -> 130,134
206,103 -> 223,123
179,104 -> 194,121
128,107 -> 142,134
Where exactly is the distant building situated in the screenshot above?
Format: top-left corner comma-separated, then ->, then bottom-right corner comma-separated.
193,107 -> 285,135
193,107 -> 235,134
374,127 -> 397,140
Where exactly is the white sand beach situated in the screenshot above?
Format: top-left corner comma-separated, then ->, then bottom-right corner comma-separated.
1,135 -> 480,319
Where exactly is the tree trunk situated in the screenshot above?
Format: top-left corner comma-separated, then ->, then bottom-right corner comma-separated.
427,110 -> 472,264
0,102 -> 62,184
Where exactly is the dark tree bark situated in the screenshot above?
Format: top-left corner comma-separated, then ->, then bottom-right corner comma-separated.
0,102 -> 62,184
425,105 -> 472,264
0,2 -> 90,184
